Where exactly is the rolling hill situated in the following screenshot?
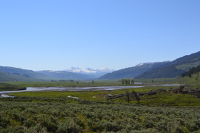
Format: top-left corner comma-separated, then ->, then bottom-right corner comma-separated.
0,66 -> 56,81
99,61 -> 170,79
135,51 -> 200,79
0,71 -> 41,81
181,64 -> 200,77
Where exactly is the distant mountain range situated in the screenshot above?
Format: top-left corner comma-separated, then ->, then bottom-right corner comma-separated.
0,51 -> 200,81
99,51 -> 200,79
36,68 -> 114,80
65,67 -> 114,74
0,66 -> 114,81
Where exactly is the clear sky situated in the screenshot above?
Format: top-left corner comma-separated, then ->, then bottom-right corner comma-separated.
1,0 -> 200,71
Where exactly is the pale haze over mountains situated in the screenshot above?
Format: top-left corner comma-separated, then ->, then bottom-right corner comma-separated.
36,67 -> 114,80
0,51 -> 200,81
64,67 -> 114,74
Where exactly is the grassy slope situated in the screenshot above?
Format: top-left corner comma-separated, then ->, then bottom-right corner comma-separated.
0,71 -> 17,81
0,71 -> 42,82
179,72 -> 200,85
0,66 -> 57,81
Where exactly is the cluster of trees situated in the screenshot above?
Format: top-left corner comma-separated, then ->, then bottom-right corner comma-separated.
181,65 -> 200,78
51,80 -> 75,82
121,79 -> 134,85
0,97 -> 200,133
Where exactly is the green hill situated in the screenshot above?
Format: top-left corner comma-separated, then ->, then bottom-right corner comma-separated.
0,66 -> 57,81
135,51 -> 200,79
0,71 -> 42,82
0,71 -> 17,81
99,61 -> 170,79
181,65 -> 200,77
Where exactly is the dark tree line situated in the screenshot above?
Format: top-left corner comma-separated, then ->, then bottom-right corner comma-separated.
181,65 -> 200,78
121,79 -> 134,85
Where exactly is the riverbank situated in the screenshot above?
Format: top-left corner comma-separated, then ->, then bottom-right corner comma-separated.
0,84 -> 182,94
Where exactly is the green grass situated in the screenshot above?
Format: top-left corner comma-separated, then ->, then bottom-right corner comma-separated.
9,86 -> 200,106
134,78 -> 178,84
138,92 -> 200,106
135,73 -> 200,86
2,80 -> 200,106
179,73 -> 200,85
10,91 -> 108,101
9,86 -> 173,99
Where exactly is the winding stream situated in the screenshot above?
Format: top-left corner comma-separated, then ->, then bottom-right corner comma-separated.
0,86 -> 144,94
0,84 -> 181,97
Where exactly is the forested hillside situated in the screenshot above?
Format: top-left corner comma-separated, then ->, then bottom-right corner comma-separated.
135,51 -> 200,79
181,65 -> 200,77
99,62 -> 170,79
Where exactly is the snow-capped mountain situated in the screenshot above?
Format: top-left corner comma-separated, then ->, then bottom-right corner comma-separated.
65,67 -> 114,74
36,67 -> 115,80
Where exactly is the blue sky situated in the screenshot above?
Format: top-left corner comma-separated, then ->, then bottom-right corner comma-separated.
1,0 -> 200,70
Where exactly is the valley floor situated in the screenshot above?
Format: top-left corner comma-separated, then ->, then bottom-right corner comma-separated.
1,82 -> 200,133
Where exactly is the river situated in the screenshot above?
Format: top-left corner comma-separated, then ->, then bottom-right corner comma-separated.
0,84 -> 181,97
0,86 -> 144,94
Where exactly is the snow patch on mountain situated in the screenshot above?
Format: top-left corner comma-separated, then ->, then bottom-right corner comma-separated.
65,67 -> 114,74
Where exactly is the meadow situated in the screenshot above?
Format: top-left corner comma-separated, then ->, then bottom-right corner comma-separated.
1,79 -> 200,133
9,85 -> 200,106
